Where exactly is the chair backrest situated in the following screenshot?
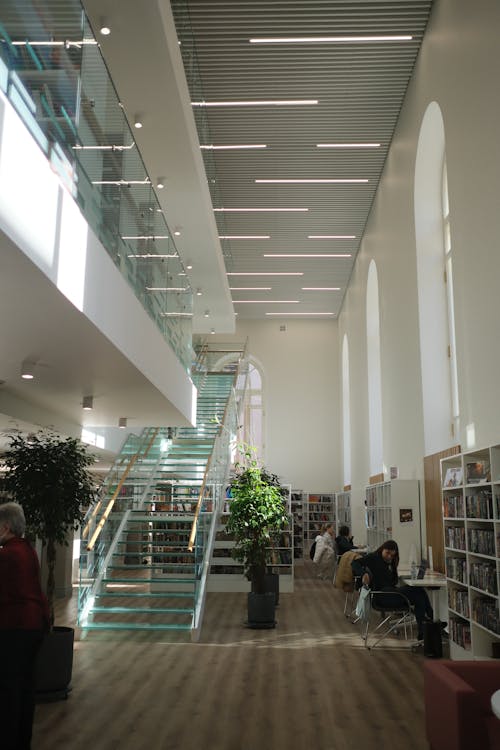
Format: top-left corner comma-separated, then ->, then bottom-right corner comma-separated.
334,550 -> 362,591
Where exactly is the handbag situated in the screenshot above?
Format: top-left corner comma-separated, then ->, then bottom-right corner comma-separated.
355,585 -> 371,620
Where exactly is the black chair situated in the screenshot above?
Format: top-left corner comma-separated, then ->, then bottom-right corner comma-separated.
362,589 -> 415,650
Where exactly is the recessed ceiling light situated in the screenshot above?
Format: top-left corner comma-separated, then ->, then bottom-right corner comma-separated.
302,287 -> 341,291
134,117 -> 143,129
317,143 -> 381,148
156,178 -> 165,189
192,99 -> 318,107
21,360 -> 35,379
308,235 -> 356,239
219,235 -> 270,240
186,261 -> 193,270
174,229 -> 181,236
233,300 -> 300,304
263,254 -> 352,258
204,310 -> 210,318
255,178 -> 368,184
210,328 -> 215,334
196,288 -> 202,296
249,35 -> 412,44
200,144 -> 267,150
100,21 -> 111,36
214,208 -> 308,212
227,272 -> 304,276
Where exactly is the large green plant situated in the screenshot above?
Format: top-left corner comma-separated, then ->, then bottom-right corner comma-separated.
226,446 -> 288,594
1,431 -> 96,625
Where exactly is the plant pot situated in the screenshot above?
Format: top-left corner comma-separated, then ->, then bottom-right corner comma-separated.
247,591 -> 276,629
264,572 -> 280,606
35,626 -> 74,702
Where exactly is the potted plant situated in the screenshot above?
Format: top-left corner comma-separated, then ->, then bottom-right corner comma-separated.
1,430 -> 96,699
226,445 -> 289,628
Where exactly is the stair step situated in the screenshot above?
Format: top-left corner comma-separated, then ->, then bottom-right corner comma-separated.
83,622 -> 192,631
95,591 -> 194,599
107,565 -> 195,571
102,577 -> 196,584
90,606 -> 193,615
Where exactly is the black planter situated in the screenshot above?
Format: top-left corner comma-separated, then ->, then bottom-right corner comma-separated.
247,591 -> 276,629
35,626 -> 74,702
264,572 -> 280,606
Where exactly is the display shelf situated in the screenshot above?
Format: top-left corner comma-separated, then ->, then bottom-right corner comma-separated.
291,490 -> 305,559
305,493 -> 336,542
441,444 -> 500,659
364,479 -> 421,563
336,491 -> 351,530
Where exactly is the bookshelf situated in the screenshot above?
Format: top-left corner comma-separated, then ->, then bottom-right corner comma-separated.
291,491 -> 305,559
365,479 -> 421,564
305,493 -> 336,543
441,444 -> 500,659
336,491 -> 352,530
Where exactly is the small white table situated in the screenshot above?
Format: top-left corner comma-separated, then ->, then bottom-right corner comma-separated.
402,574 -> 447,621
491,689 -> 500,719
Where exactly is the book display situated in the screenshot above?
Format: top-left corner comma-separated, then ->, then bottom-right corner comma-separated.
291,491 -> 305,558
441,445 -> 500,658
365,479 -> 420,564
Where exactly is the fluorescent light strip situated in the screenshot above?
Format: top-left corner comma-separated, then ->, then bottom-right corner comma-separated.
219,235 -> 270,240
200,144 -> 267,150
302,287 -> 341,291
249,35 -> 412,44
317,143 -> 380,148
127,254 -> 177,259
12,39 -> 98,47
264,254 -> 352,258
122,235 -> 169,240
92,179 -> 150,186
73,143 -> 135,151
160,312 -> 193,317
255,178 -> 368,184
214,207 -> 308,212
227,272 -> 304,276
192,99 -> 318,107
308,235 -> 356,239
265,312 -> 335,316
230,287 -> 272,291
233,300 -> 300,304
146,287 -> 188,292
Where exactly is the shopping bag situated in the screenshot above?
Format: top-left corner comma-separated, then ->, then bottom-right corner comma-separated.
355,585 -> 371,621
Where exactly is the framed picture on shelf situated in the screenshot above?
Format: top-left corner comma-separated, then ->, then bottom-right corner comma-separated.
465,461 -> 490,484
444,467 -> 463,488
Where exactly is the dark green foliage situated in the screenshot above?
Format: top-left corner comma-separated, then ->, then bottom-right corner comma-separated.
226,445 -> 288,595
1,430 -> 96,624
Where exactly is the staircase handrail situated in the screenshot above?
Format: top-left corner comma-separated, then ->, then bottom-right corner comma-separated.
86,428 -> 159,551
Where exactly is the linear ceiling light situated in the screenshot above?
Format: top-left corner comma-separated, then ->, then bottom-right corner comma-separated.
249,35 -> 412,44
214,207 -> 308,212
92,179 -> 150,186
265,312 -> 335,316
12,39 -> 98,48
72,143 -> 135,151
229,287 -> 272,291
255,178 -> 368,184
308,235 -> 356,239
145,287 -> 188,292
127,254 -> 177,259
317,143 -> 381,148
264,253 -> 352,258
122,235 -> 169,240
219,235 -> 270,240
200,144 -> 267,150
227,272 -> 304,276
160,312 -> 193,317
302,287 -> 341,291
233,300 -> 300,304
192,100 -> 318,107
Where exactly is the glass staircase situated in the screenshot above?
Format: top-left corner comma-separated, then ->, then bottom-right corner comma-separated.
78,350 -> 247,639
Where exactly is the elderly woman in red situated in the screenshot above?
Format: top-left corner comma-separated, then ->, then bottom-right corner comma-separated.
0,501 -> 49,750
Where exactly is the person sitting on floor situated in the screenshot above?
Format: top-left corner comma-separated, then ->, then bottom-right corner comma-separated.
351,539 -> 434,641
335,525 -> 359,556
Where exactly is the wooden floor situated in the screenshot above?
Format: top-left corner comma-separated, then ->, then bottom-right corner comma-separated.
34,561 -> 430,750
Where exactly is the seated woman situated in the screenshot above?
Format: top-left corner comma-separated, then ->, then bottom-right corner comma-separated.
351,539 -> 433,641
314,523 -> 335,580
335,525 -> 358,555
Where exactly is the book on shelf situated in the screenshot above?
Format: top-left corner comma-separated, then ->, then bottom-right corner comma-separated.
465,460 -> 490,484
444,467 -> 463,487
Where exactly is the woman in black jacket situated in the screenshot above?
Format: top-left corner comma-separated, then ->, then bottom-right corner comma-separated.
351,539 -> 433,640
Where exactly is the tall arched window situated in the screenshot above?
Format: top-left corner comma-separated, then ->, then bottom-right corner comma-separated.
415,101 -> 458,452
342,334 -> 351,486
366,260 -> 383,476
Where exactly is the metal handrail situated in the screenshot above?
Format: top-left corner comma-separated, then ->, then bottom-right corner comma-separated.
86,428 -> 159,551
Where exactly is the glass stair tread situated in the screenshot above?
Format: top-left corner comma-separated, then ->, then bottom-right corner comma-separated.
106,565 -> 195,571
102,577 -> 196,583
90,606 -> 194,615
83,622 -> 192,631
95,591 -> 194,598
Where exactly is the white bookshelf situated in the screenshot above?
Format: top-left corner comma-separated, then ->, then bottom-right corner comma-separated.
291,490 -> 305,559
441,445 -> 500,659
336,491 -> 352,531
365,479 -> 421,564
305,493 -> 336,542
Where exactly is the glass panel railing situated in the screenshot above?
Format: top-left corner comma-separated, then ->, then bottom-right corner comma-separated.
0,4 -> 193,371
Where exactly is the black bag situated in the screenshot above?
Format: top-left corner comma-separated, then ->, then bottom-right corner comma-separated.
309,541 -> 317,560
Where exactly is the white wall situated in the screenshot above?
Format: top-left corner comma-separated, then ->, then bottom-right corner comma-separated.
218,319 -> 340,492
339,0 -> 500,538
